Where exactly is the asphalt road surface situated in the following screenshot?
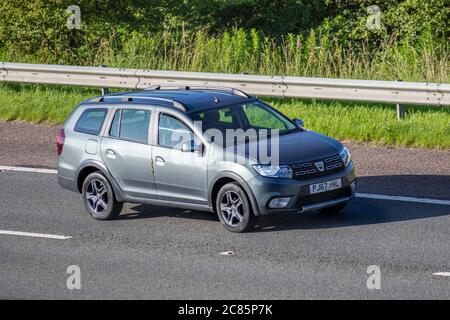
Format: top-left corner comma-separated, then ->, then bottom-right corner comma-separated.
0,121 -> 449,299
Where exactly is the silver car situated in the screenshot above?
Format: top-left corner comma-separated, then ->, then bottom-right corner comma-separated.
57,86 -> 356,232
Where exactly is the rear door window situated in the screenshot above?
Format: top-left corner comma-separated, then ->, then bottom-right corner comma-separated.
108,109 -> 151,144
74,108 -> 107,135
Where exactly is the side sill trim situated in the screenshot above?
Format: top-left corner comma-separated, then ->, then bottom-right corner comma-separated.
122,195 -> 214,213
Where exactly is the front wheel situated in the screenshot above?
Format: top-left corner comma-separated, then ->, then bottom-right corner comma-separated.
216,182 -> 256,233
82,172 -> 123,220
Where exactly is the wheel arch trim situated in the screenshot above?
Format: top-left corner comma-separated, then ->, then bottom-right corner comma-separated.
209,171 -> 261,216
75,160 -> 126,201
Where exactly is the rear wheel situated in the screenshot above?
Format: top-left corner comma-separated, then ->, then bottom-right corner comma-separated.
82,172 -> 123,220
216,182 -> 256,233
318,202 -> 347,214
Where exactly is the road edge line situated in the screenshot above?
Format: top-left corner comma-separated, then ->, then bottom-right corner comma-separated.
0,165 -> 57,174
356,193 -> 450,206
0,230 -> 72,240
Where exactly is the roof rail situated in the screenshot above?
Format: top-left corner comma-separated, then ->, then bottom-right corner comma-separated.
87,95 -> 187,112
144,84 -> 250,98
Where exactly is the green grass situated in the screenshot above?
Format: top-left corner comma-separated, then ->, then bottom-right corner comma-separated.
1,83 -> 449,149
0,84 -> 97,124
2,29 -> 449,83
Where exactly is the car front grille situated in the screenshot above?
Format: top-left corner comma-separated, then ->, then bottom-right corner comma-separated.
291,154 -> 344,180
297,186 -> 352,207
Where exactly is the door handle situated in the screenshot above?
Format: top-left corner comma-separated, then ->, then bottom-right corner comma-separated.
154,156 -> 165,166
106,149 -> 116,159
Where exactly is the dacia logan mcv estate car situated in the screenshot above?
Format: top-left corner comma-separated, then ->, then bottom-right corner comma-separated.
57,86 -> 356,232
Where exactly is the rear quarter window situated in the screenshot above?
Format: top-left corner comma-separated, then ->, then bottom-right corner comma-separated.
74,108 -> 108,135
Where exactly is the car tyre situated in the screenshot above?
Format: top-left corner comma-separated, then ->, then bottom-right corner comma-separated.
216,182 -> 256,233
82,172 -> 123,220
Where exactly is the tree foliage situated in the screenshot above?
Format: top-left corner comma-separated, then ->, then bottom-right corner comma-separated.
0,0 -> 447,61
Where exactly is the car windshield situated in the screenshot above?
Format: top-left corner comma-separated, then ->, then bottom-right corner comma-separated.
190,101 -> 297,138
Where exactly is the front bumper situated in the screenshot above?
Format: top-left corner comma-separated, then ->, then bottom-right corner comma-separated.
249,162 -> 356,216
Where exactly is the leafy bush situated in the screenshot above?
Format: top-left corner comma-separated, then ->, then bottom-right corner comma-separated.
0,1 -> 448,82
321,0 -> 449,48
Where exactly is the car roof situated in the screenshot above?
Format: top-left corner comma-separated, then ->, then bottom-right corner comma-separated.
82,87 -> 254,113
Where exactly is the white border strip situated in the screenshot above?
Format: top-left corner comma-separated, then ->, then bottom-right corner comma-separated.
0,165 -> 56,174
0,230 -> 71,240
356,193 -> 450,206
432,272 -> 450,277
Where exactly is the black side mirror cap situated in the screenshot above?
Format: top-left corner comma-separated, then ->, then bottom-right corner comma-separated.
293,118 -> 305,128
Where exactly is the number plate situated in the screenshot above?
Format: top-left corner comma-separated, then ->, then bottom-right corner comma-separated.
309,179 -> 342,194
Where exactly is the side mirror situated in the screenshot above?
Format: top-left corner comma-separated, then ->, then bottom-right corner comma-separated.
181,140 -> 201,153
293,118 -> 305,128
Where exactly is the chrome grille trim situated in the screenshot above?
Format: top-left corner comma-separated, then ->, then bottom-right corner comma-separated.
291,154 -> 344,180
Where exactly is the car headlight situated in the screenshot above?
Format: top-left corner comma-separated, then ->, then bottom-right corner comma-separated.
253,164 -> 293,178
340,147 -> 351,167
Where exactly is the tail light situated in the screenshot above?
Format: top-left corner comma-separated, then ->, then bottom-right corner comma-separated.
57,128 -> 65,156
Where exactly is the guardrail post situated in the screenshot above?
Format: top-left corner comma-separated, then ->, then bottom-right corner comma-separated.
396,103 -> 405,120
396,80 -> 405,120
99,65 -> 109,95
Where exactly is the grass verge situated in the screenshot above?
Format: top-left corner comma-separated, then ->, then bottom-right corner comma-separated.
0,83 -> 449,149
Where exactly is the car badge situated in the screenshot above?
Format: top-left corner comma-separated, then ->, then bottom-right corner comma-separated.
314,161 -> 325,172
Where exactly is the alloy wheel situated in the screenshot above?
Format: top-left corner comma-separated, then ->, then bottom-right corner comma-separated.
85,179 -> 108,214
220,191 -> 244,226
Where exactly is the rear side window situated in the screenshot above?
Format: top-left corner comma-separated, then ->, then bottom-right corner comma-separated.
74,108 -> 107,135
109,109 -> 151,144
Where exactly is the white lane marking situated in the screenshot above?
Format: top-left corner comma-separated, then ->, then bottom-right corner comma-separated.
219,251 -> 235,256
432,272 -> 450,277
0,230 -> 71,240
0,165 -> 56,174
356,193 -> 450,206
